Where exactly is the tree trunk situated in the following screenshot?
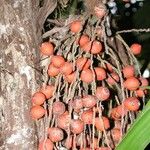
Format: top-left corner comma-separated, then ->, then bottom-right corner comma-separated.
0,1 -> 41,149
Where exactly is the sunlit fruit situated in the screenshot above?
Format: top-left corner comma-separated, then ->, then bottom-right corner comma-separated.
32,92 -> 46,105
95,67 -> 106,81
81,109 -> 93,124
82,95 -> 97,108
48,127 -> 64,142
96,86 -> 110,101
38,139 -> 54,150
91,40 -> 103,54
124,97 -> 140,111
70,20 -> 82,33
76,57 -> 91,70
47,63 -> 59,77
123,65 -> 135,78
107,72 -> 119,85
40,42 -> 54,56
64,72 -> 76,83
57,111 -> 70,130
124,77 -> 140,91
130,43 -> 142,55
51,55 -> 65,68
80,69 -> 93,83
30,105 -> 46,119
60,62 -> 73,75
71,119 -> 84,134
95,116 -> 110,131
72,97 -> 83,110
52,101 -> 66,116
78,34 -> 90,47
41,85 -> 55,99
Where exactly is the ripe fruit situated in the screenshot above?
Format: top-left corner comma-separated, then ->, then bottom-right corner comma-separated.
78,34 -> 90,47
60,62 -> 73,75
95,116 -> 110,131
124,97 -> 140,111
111,128 -> 121,142
76,57 -> 91,70
64,72 -> 76,83
32,92 -> 46,105
40,42 -> 54,56
47,63 -> 59,77
107,72 -> 119,85
81,109 -> 93,124
80,148 -> 92,150
80,69 -> 93,83
136,89 -> 147,97
72,97 -> 83,110
41,85 -> 55,99
57,111 -> 70,130
111,105 -> 127,120
64,136 -> 73,149
30,105 -> 46,119
48,127 -> 64,142
38,139 -> 54,150
94,67 -> 106,81
123,65 -> 135,78
70,20 -> 82,33
52,101 -> 66,116
130,43 -> 142,55
139,77 -> 149,87
71,119 -> 84,134
82,95 -> 97,108
51,55 -> 65,68
91,40 -> 103,54
82,41 -> 92,52
96,87 -> 110,101
124,77 -> 140,91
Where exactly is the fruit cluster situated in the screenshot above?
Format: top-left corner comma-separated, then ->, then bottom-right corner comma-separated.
30,19 -> 148,150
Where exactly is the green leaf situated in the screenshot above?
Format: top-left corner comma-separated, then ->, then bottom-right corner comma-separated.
116,100 -> 150,150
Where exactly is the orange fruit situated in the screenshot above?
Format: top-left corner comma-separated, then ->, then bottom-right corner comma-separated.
82,95 -> 97,108
124,97 -> 140,111
124,77 -> 140,91
32,92 -> 46,105
111,128 -> 121,142
60,62 -> 73,75
80,69 -> 93,83
71,119 -> 84,134
48,127 -> 64,142
96,86 -> 110,101
91,40 -> 103,54
57,111 -> 70,130
51,55 -> 65,68
38,139 -> 54,150
70,20 -> 82,33
72,97 -> 83,110
95,116 -> 110,131
76,57 -> 91,70
41,85 -> 55,99
30,105 -> 46,119
107,72 -> 119,85
78,34 -> 90,47
81,109 -> 93,124
52,101 -> 66,116
40,42 -> 54,56
64,72 -> 76,83
47,63 -> 59,77
130,43 -> 142,55
123,65 -> 135,78
94,67 -> 106,81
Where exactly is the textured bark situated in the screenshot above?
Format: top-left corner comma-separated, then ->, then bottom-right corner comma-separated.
0,0 -> 41,149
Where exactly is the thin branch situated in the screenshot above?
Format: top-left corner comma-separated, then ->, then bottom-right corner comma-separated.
116,28 -> 150,34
